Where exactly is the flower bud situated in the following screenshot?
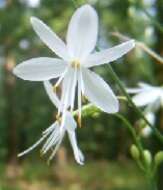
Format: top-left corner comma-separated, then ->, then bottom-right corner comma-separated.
143,150 -> 152,167
130,144 -> 140,160
154,151 -> 163,167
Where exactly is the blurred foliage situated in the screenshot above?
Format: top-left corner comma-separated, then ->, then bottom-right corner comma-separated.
0,161 -> 147,190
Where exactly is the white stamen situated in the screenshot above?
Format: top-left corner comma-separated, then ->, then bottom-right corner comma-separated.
18,132 -> 49,157
70,67 -> 77,111
78,70 -> 82,126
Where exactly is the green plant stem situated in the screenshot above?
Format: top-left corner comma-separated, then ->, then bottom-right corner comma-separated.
114,113 -> 146,172
106,64 -> 163,143
143,8 -> 163,34
147,176 -> 158,190
114,113 -> 142,150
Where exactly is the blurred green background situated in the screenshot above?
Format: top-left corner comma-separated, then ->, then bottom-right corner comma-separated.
0,0 -> 163,189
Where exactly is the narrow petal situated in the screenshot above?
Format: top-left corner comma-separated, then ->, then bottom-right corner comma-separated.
132,89 -> 161,107
68,131 -> 84,165
65,112 -> 77,131
138,82 -> 152,88
31,17 -> 69,60
43,81 -> 60,108
84,40 -> 135,67
65,112 -> 84,165
126,87 -> 143,94
82,68 -> 119,113
67,5 -> 98,59
13,57 -> 66,81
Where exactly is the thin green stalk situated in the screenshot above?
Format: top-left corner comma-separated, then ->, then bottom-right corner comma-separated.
114,113 -> 146,172
114,113 -> 143,151
147,176 -> 158,190
143,8 -> 163,34
106,64 -> 163,143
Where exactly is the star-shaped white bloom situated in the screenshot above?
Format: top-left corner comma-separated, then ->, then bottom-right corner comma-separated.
18,81 -> 84,165
127,82 -> 163,136
13,4 -> 135,121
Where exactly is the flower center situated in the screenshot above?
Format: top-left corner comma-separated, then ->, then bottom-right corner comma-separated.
71,60 -> 80,69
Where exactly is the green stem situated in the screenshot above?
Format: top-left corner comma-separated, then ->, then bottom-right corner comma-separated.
106,64 -> 163,143
114,113 -> 146,172
147,175 -> 158,190
114,113 -> 142,151
142,8 -> 163,34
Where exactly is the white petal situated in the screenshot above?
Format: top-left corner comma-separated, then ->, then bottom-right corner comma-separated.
161,90 -> 163,107
138,82 -> 152,89
59,68 -> 76,112
126,87 -> 143,94
84,40 -> 135,67
31,17 -> 69,60
65,112 -> 77,131
13,57 -> 66,81
132,89 -> 161,107
82,68 -> 119,113
68,131 -> 84,165
145,112 -> 155,126
43,81 -> 60,108
67,5 -> 98,59
63,112 -> 84,165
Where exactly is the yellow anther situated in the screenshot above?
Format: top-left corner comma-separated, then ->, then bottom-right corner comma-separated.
53,85 -> 58,93
56,113 -> 62,125
77,114 -> 82,128
71,60 -> 80,68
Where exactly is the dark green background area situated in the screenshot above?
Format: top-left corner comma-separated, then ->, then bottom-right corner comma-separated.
0,0 -> 163,189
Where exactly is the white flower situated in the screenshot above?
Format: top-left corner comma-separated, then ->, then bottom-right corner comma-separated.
127,82 -> 163,109
127,82 -> 163,132
18,81 -> 84,165
13,4 -> 135,121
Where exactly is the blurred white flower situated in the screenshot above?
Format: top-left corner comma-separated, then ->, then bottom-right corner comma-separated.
127,82 -> 163,108
127,82 -> 163,136
141,112 -> 155,137
18,81 -> 84,165
20,0 -> 40,8
19,39 -> 30,50
13,4 -> 135,123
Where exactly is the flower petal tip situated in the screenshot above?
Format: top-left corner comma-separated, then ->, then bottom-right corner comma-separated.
13,67 -> 18,77
129,39 -> 136,48
30,16 -> 37,23
79,4 -> 97,15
